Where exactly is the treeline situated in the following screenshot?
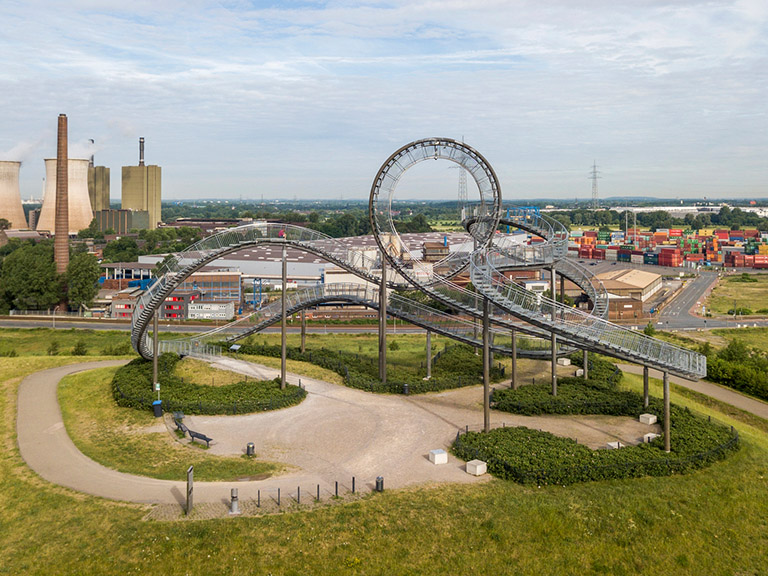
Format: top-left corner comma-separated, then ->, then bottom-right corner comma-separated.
547,206 -> 768,232
702,339 -> 768,402
0,240 -> 100,313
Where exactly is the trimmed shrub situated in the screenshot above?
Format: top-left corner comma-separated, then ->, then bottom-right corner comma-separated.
452,407 -> 738,486
231,342 -> 503,394
456,357 -> 739,485
111,353 -> 306,415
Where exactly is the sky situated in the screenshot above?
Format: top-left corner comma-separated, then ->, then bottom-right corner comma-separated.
0,0 -> 766,202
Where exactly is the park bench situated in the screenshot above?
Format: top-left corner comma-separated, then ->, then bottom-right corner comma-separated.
188,430 -> 213,448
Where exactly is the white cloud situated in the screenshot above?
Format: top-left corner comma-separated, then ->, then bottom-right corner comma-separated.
0,0 -> 766,200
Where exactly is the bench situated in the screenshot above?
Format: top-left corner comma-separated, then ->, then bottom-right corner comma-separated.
188,430 -> 213,448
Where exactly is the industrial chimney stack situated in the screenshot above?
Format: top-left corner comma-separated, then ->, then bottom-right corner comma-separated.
139,137 -> 145,166
54,114 -> 69,274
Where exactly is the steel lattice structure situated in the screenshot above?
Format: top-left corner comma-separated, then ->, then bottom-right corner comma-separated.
132,138 -> 705,379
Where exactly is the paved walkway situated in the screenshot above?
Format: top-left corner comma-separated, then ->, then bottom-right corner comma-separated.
16,358 -> 655,506
617,363 -> 768,420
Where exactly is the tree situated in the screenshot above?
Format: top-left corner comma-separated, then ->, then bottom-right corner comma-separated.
0,218 -> 10,231
67,252 -> 101,309
0,241 -> 63,311
77,218 -> 100,239
102,237 -> 139,263
643,322 -> 656,336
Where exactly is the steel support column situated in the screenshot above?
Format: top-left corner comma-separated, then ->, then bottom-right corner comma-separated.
551,267 -> 557,396
426,330 -> 432,380
643,366 -> 649,408
300,308 -> 306,354
583,349 -> 589,379
483,297 -> 490,433
281,243 -> 287,389
152,310 -> 159,388
379,254 -> 387,384
663,371 -> 670,452
511,328 -> 517,389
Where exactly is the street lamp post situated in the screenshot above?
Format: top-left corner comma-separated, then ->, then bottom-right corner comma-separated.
52,305 -> 60,329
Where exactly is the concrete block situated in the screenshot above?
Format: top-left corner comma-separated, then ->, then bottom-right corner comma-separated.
466,459 -> 487,476
575,368 -> 585,377
644,433 -> 661,443
639,413 -> 658,425
429,449 -> 448,465
557,358 -> 571,366
606,441 -> 623,450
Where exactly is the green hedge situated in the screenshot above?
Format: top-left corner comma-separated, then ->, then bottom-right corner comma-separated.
231,342 -> 504,394
452,407 -> 738,485
455,358 -> 739,485
112,353 -> 306,415
491,377 -> 651,416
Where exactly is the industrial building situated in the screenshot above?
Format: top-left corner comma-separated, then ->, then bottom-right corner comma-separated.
595,269 -> 662,302
122,138 -> 161,229
36,158 -> 94,235
94,209 -> 150,234
0,161 -> 28,229
88,164 -> 110,213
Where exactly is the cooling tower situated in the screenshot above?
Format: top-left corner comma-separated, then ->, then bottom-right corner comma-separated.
0,161 -> 28,229
37,158 -> 94,235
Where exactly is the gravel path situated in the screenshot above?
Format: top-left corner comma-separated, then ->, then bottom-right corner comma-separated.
17,358 -> 661,506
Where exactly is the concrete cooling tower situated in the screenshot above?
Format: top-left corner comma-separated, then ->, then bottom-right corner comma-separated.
37,158 -> 93,235
0,161 -> 28,229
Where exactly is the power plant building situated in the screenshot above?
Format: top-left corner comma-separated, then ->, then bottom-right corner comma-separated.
36,158 -> 94,235
121,138 -> 161,229
88,165 -> 110,212
95,209 -> 149,235
0,161 -> 29,229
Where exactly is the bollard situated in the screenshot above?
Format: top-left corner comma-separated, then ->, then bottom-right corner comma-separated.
335,481 -> 338,498
246,442 -> 255,456
375,476 -> 384,492
257,489 -> 260,507
352,476 -> 355,494
278,488 -> 281,506
297,486 -> 301,505
317,484 -> 320,502
230,488 -> 240,515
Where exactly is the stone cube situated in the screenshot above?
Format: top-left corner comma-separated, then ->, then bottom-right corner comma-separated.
575,368 -> 585,377
466,459 -> 487,476
639,413 -> 658,425
644,433 -> 660,444
557,358 -> 571,366
606,441 -> 623,450
429,449 -> 448,465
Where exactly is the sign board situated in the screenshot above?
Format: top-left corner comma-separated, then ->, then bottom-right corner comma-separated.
154,383 -> 160,392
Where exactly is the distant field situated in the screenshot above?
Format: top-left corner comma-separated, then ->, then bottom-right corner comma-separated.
706,273 -> 768,315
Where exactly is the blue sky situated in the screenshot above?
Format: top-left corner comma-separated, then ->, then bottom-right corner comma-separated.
1,0 -> 766,201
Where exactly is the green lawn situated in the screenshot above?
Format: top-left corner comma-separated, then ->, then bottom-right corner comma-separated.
3,332 -> 768,574
58,366 -> 280,481
707,273 -> 768,315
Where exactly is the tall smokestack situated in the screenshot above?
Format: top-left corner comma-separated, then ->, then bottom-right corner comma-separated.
139,137 -> 145,166
89,139 -> 94,167
54,114 -> 69,274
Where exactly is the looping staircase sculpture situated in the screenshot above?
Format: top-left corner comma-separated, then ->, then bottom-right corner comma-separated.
132,137 -> 705,380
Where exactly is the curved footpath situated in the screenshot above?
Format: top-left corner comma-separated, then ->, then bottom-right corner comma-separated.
17,359 -> 659,506
617,363 -> 768,420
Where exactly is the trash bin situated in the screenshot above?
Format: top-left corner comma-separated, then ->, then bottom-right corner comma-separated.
246,442 -> 255,456
152,399 -> 162,418
375,476 -> 384,492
